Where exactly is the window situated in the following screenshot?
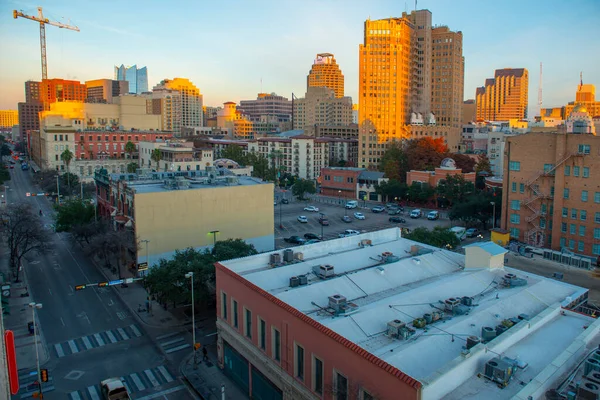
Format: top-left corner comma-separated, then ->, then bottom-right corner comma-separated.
232,300 -> 238,329
540,218 -> 546,229
595,192 -> 600,203
551,186 -> 555,197
560,237 -> 566,247
295,343 -> 305,380
563,188 -> 569,199
312,356 -> 323,394
580,225 -> 586,236
519,183 -> 525,193
509,161 -> 521,171
361,390 -> 375,400
569,239 -> 575,249
510,214 -> 520,224
572,209 -> 578,219
541,204 -> 547,215
562,207 -> 568,217
583,167 -> 590,178
595,228 -> 600,239
510,227 -> 520,238
596,212 -> 600,223
511,182 -> 517,192
544,164 -> 554,174
335,371 -> 349,400
578,241 -> 585,252
258,318 -> 266,350
581,210 -> 587,221
578,144 -> 591,154
221,292 -> 227,320
561,223 -> 567,233
594,244 -> 600,256
570,224 -> 576,235
244,308 -> 252,339
564,166 -> 570,176
511,200 -> 521,210
582,191 -> 589,202
573,166 -> 580,177
272,327 -> 281,362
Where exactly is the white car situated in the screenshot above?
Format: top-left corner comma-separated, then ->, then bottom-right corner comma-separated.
339,229 -> 360,238
297,216 -> 308,223
304,206 -> 319,212
354,212 -> 365,220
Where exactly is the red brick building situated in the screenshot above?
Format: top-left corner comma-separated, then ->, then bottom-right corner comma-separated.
74,131 -> 172,160
319,167 -> 364,199
406,158 -> 476,187
40,78 -> 87,103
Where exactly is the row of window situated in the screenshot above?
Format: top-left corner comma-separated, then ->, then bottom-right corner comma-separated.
220,292 -> 373,400
559,238 -> 599,254
559,223 -> 597,237
565,165 -> 591,178
563,189 -> 598,202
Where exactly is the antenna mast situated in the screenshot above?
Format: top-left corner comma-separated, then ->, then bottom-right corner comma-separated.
538,62 -> 543,117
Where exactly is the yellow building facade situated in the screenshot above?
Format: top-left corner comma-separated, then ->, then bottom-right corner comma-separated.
476,68 -> 529,121
307,53 -> 345,98
0,110 -> 19,128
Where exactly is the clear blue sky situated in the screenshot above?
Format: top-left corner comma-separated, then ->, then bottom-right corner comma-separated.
1,0 -> 599,113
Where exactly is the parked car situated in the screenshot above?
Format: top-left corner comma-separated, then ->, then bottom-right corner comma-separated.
371,205 -> 386,213
465,228 -> 480,238
304,233 -> 321,240
389,216 -> 406,223
304,206 -> 319,212
427,211 -> 439,220
341,215 -> 352,223
274,201 -> 277,206
345,200 -> 358,209
297,216 -> 308,223
354,212 -> 365,220
318,216 -> 330,226
450,226 -> 467,241
388,208 -> 402,215
284,236 -> 306,244
409,209 -> 422,218
385,203 -> 398,209
338,229 -> 360,238
280,198 -> 289,204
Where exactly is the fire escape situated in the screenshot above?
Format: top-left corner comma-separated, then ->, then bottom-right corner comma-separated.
524,151 -> 585,247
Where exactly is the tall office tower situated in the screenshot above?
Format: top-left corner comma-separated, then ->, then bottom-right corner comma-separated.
307,53 -> 345,98
149,88 -> 182,133
0,110 -> 19,129
239,93 -> 292,123
293,87 -> 353,132
85,79 -> 129,103
40,78 -> 87,103
406,10 -> 432,114
476,68 -> 529,121
358,17 -> 413,168
25,80 -> 41,102
153,78 -> 203,129
115,64 -> 149,94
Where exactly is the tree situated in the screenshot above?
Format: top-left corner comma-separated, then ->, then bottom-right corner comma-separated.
124,141 -> 136,159
405,137 -> 448,172
127,162 -> 138,173
85,224 -> 137,279
292,179 -> 316,200
220,145 -> 246,164
452,153 -> 476,173
376,179 -> 408,202
448,191 -> 498,230
150,148 -> 162,171
0,204 -> 51,282
435,174 -> 475,205
379,142 -> 408,183
54,199 -> 95,233
404,226 -> 460,249
13,142 -> 25,153
60,148 -> 74,188
278,172 -> 296,188
246,152 -> 270,180
474,153 -> 492,175
0,144 -> 11,158
212,238 -> 257,260
0,163 -> 9,185
407,182 -> 435,203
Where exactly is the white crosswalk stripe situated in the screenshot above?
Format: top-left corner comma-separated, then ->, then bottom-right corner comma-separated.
117,327 -> 129,340
157,365 -> 174,383
87,385 -> 101,400
54,343 -> 65,357
157,331 -> 191,354
94,333 -> 105,346
82,336 -> 93,350
52,325 -> 143,358
144,369 -> 160,387
106,330 -> 117,343
130,372 -> 145,391
68,340 -> 79,353
130,324 -> 142,337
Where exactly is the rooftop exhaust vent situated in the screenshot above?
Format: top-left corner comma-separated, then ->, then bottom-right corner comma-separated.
313,264 -> 334,279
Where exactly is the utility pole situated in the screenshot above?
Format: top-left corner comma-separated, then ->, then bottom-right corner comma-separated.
56,175 -> 60,205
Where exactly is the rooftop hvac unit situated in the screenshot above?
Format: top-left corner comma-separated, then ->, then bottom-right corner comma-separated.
466,336 -> 481,350
298,275 -> 308,285
270,253 -> 281,264
313,264 -> 335,279
289,276 -> 300,288
328,294 -> 347,312
481,326 -> 496,342
412,318 -> 426,329
382,252 -> 400,263
483,357 -> 515,387
294,252 -> 304,261
461,296 -> 473,306
503,274 -> 527,287
360,239 -> 372,247
496,324 -> 508,336
226,176 -> 238,185
577,378 -> 600,400
423,313 -> 432,324
444,298 -> 461,312
584,358 -> 600,376
387,319 -> 405,337
283,249 -> 294,262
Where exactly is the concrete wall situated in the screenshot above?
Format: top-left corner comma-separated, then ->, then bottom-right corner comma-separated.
134,183 -> 275,266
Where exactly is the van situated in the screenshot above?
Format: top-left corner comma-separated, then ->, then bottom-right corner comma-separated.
409,209 -> 422,219
345,200 -> 358,209
449,226 -> 467,241
427,211 -> 439,220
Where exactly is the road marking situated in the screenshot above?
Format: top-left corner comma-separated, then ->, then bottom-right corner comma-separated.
206,331 -> 218,337
135,385 -> 187,400
48,288 -> 52,296
68,340 -> 79,354
130,372 -> 145,391
165,343 -> 191,354
117,327 -> 129,340
69,391 -> 82,400
54,344 -> 65,357
120,378 -> 132,394
94,333 -> 105,346
60,317 -> 65,327
106,330 -> 117,343
87,385 -> 100,400
129,324 -> 142,337
157,365 -> 174,383
107,299 -> 114,306
144,369 -> 160,387
156,332 -> 180,341
161,337 -> 184,346
82,336 -> 93,350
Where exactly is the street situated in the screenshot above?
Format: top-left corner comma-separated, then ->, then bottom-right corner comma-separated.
4,167 -> 196,400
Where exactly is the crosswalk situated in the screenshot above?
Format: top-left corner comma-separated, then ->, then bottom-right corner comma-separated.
67,365 -> 175,400
157,331 -> 191,354
17,368 -> 55,399
53,324 -> 143,358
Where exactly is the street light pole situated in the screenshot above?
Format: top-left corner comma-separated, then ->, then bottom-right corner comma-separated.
338,190 -> 341,205
184,272 -> 197,369
319,212 -> 324,240
210,230 -> 219,247
490,201 -> 496,230
29,302 -> 43,398
279,201 -> 283,229
56,175 -> 60,205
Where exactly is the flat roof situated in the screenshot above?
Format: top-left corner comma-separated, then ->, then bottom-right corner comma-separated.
221,229 -> 596,399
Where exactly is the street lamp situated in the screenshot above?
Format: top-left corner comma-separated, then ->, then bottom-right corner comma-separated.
490,201 -> 496,230
28,302 -> 43,397
319,212 -> 325,240
338,190 -> 341,205
140,239 -> 150,277
56,175 -> 61,205
279,201 -> 283,229
209,230 -> 219,247
184,272 -> 197,369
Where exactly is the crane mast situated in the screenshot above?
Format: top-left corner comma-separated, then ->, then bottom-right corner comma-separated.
13,7 -> 80,80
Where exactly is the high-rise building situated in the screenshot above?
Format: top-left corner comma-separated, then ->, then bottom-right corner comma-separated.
462,99 -> 477,124
149,88 -> 182,133
0,110 -> 19,129
307,53 -> 345,98
17,102 -> 43,142
25,80 -> 41,102
203,106 -> 221,126
407,10 -> 432,114
292,87 -> 353,134
476,68 -> 529,121
85,79 -> 129,103
239,93 -> 292,123
543,81 -> 600,121
40,78 -> 87,103
153,78 -> 203,129
115,64 -> 149,94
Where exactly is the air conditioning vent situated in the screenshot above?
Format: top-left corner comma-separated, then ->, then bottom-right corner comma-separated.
313,264 -> 334,279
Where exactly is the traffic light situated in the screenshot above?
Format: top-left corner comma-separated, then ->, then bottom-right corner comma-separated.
74,285 -> 86,291
40,369 -> 48,382
98,282 -> 108,287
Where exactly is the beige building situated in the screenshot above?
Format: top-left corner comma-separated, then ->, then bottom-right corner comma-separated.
95,170 -> 275,268
476,68 -> 529,121
138,140 -> 214,172
462,99 -> 477,124
314,124 -> 359,139
153,78 -> 203,128
148,87 -> 182,133
0,110 -> 19,129
85,79 -> 129,103
306,53 -> 345,98
542,82 -> 600,121
292,87 -> 353,133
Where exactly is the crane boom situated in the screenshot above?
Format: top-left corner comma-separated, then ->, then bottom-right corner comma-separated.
13,7 -> 80,80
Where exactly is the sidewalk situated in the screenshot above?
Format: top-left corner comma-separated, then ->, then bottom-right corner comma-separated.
180,343 -> 248,400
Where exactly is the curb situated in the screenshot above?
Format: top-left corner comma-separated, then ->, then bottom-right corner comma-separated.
179,353 -> 204,400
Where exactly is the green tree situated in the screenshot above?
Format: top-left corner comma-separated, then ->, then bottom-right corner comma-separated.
404,226 -> 460,249
0,163 -> 10,185
150,148 -> 162,171
435,174 -> 475,205
212,238 -> 258,260
124,141 -> 136,159
127,162 -> 138,173
54,199 -> 95,233
452,153 -> 477,173
407,182 -> 435,203
376,179 -> 408,202
0,144 -> 11,158
246,152 -> 270,180
292,179 -> 316,200
278,172 -> 296,188
475,153 -> 492,175
220,145 -> 246,164
60,148 -> 74,188
449,191 -> 498,230
379,142 -> 408,183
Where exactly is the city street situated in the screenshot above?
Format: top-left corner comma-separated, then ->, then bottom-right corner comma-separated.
5,167 -> 196,400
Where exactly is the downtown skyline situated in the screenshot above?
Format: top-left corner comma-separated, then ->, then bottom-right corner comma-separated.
0,0 -> 599,112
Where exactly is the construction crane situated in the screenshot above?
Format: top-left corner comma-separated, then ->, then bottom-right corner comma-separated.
13,7 -> 80,80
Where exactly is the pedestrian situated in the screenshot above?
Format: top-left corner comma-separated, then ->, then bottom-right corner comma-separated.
202,346 -> 208,361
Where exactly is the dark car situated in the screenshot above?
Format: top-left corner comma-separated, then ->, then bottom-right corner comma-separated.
389,216 -> 406,223
372,205 -> 386,213
280,198 -> 289,204
465,228 -> 480,238
284,236 -> 306,244
318,216 -> 330,226
304,233 -> 321,240
341,215 -> 352,223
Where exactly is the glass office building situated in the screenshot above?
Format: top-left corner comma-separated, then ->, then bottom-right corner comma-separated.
114,64 -> 148,94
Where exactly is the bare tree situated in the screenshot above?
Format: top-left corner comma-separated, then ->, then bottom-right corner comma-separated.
85,222 -> 138,279
0,204 -> 51,282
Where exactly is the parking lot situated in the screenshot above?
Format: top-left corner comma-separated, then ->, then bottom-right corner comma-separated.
273,200 -> 452,249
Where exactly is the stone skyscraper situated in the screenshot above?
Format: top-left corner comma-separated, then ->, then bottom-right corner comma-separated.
307,53 -> 345,98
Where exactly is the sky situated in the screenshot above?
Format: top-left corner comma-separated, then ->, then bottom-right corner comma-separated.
1,0 -> 599,114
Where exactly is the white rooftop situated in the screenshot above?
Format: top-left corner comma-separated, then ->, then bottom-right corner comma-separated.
221,229 -> 600,400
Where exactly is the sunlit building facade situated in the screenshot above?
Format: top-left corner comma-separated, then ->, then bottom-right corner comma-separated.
85,79 -> 129,103
115,64 -> 148,94
476,68 -> 529,121
153,78 -> 203,129
292,87 -> 353,134
0,110 -> 19,129
307,53 -> 345,98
